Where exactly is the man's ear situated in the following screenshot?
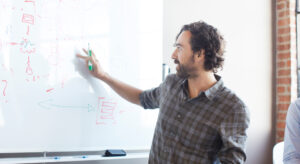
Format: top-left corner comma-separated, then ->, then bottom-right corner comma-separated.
196,49 -> 205,58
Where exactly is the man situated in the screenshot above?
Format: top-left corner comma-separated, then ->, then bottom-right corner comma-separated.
283,98 -> 300,164
77,21 -> 250,163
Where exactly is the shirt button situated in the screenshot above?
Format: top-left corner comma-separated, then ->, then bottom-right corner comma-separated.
177,114 -> 182,119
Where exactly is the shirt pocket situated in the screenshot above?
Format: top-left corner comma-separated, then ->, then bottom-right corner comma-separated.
178,121 -> 220,152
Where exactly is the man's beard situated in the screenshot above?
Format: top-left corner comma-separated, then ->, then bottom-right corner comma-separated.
174,60 -> 190,79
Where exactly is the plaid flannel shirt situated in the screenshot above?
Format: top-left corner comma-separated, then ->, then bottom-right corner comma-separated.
139,74 -> 250,164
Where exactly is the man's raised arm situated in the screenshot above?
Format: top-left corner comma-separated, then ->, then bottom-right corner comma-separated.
77,48 -> 143,106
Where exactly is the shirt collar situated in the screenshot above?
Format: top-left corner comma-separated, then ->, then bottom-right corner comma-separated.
204,74 -> 223,101
180,74 -> 224,101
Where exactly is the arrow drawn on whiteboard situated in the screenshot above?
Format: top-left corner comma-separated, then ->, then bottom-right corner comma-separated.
38,99 -> 95,112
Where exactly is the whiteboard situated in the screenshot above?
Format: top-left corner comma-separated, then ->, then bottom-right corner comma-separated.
0,0 -> 162,152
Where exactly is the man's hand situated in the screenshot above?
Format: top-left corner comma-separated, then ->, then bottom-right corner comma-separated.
76,48 -> 107,80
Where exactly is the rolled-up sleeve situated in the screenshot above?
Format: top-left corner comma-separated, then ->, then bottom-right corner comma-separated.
218,105 -> 250,164
139,85 -> 162,109
139,74 -> 174,109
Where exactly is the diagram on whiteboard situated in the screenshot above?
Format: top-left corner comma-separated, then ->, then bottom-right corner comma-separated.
0,0 -> 162,152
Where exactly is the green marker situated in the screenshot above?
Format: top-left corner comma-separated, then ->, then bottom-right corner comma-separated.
88,43 -> 93,71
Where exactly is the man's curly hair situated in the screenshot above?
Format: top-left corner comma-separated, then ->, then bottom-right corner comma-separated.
176,21 -> 225,73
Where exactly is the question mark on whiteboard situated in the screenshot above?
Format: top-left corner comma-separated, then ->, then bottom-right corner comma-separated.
2,80 -> 7,96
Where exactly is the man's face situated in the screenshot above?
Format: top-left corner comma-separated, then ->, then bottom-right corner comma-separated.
171,31 -> 198,78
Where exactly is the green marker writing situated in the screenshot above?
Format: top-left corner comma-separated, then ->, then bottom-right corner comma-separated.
88,43 -> 93,71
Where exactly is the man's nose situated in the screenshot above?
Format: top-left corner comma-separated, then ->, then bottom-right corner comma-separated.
171,49 -> 177,59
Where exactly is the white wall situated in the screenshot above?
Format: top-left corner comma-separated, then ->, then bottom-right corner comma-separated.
163,0 -> 274,163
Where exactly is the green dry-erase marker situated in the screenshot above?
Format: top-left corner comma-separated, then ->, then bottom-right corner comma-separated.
88,43 -> 93,71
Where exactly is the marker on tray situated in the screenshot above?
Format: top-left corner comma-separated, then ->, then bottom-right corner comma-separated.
88,43 -> 93,71
54,156 -> 60,160
73,155 -> 88,159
